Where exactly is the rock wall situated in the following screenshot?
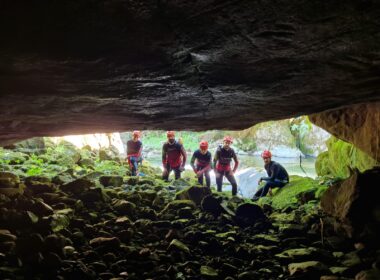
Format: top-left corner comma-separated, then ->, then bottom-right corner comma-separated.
310,102 -> 380,162
320,168 -> 380,242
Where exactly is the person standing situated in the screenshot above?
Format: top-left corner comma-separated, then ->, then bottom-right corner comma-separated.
162,131 -> 187,181
213,136 -> 239,195
252,150 -> 289,201
126,130 -> 143,176
190,141 -> 212,188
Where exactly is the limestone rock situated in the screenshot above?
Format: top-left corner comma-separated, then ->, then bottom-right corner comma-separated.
310,103 -> 380,162
320,168 -> 380,239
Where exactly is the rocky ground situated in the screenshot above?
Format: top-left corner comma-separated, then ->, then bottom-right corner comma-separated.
0,141 -> 379,280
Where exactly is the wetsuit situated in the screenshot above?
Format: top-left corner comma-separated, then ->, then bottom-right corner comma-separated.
253,161 -> 289,199
213,145 -> 239,195
190,149 -> 212,188
127,140 -> 143,176
162,140 -> 187,180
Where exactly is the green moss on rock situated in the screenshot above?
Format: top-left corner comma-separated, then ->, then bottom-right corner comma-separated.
315,136 -> 379,179
270,176 -> 321,209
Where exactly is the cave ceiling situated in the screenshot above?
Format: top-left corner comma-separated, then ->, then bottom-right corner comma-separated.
1,0 -> 380,145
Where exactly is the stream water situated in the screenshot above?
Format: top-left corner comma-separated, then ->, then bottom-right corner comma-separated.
144,152 -> 316,198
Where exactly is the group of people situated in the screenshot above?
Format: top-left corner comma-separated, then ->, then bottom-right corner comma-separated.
126,130 -> 289,200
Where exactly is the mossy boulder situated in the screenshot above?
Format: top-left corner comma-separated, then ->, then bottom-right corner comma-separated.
99,175 -> 123,188
168,239 -> 190,254
60,178 -> 95,195
24,176 -> 56,194
234,203 -> 266,226
53,141 -> 81,166
200,265 -> 218,278
161,200 -> 196,214
270,176 -> 323,209
172,178 -> 193,189
0,172 -> 24,196
0,149 -> 28,165
175,185 -> 212,205
0,172 -> 20,188
276,247 -> 320,263
288,261 -> 329,277
112,199 -> 136,217
201,195 -> 224,216
315,136 -> 379,179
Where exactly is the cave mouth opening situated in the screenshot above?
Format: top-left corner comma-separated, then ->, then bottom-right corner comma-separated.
0,115 -> 379,279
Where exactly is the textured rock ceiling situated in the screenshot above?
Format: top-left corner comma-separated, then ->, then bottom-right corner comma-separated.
1,0 -> 380,145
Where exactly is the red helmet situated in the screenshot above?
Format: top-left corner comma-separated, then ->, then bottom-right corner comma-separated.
166,131 -> 175,138
199,141 -> 208,150
132,130 -> 141,137
223,136 -> 233,143
261,150 -> 272,158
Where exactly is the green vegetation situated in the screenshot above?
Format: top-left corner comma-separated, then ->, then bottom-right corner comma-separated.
315,136 -> 379,179
289,117 -> 313,155
141,131 -> 201,151
93,160 -> 128,176
137,116 -> 324,155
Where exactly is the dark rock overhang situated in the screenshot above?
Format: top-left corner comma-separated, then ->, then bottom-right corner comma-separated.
1,0 -> 380,145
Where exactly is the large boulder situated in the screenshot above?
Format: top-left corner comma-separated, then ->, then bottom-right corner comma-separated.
234,203 -> 266,227
320,168 -> 380,241
201,195 -> 224,216
99,175 -> 123,188
175,185 -> 212,205
24,176 -> 56,194
0,172 -> 24,196
60,178 -> 95,195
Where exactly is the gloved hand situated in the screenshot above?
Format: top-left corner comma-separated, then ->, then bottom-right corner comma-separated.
179,166 -> 185,172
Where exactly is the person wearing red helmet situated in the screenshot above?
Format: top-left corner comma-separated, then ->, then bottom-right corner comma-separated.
252,150 -> 289,201
126,130 -> 143,176
190,141 -> 212,188
213,136 -> 239,195
162,131 -> 187,181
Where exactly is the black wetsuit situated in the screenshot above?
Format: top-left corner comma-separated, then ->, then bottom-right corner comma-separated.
253,161 -> 289,199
